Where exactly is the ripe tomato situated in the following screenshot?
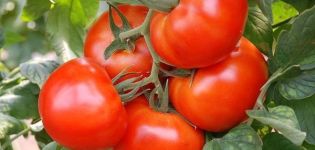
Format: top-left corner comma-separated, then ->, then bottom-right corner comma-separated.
115,96 -> 204,150
84,5 -> 152,82
39,58 -> 127,149
150,0 -> 248,68
169,37 -> 268,132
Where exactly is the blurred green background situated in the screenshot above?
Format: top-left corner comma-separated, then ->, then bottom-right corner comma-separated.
0,0 -> 109,70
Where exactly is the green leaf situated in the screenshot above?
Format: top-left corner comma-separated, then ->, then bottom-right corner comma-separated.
257,0 -> 273,23
0,113 -> 25,139
3,31 -> 26,46
283,0 -> 315,12
286,96 -> 315,145
20,60 -> 59,87
273,23 -> 292,40
303,142 -> 315,149
42,142 -> 68,150
3,29 -> 52,68
0,80 -> 39,119
278,69 -> 315,100
272,1 -> 298,25
21,0 -> 52,21
244,5 -> 273,55
0,28 -> 4,48
247,106 -> 306,145
268,85 -> 315,145
0,70 -> 22,95
269,5 -> 315,73
46,0 -> 99,55
263,132 -> 303,150
42,142 -> 58,150
203,124 -> 262,150
0,62 -> 9,81
69,0 -> 99,27
0,63 -> 8,73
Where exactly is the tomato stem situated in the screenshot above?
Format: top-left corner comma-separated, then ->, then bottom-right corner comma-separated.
137,0 -> 179,12
119,26 -> 142,41
2,127 -> 31,149
118,9 -> 170,112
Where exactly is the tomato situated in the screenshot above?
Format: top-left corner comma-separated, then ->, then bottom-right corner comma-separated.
169,37 -> 268,132
150,0 -> 248,69
115,96 -> 204,150
39,58 -> 127,149
84,5 -> 152,82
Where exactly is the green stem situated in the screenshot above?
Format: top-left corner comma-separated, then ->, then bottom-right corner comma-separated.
144,34 -> 160,63
247,65 -> 300,125
2,127 -> 31,149
120,26 -> 142,40
119,9 -> 169,111
7,67 -> 20,78
119,9 -> 154,39
137,0 -> 179,12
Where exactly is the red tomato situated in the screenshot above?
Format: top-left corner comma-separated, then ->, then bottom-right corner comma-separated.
115,96 -> 204,150
84,5 -> 152,82
169,37 -> 268,132
150,0 -> 248,69
39,58 -> 127,149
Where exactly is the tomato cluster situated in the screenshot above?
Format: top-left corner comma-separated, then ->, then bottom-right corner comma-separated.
39,2 -> 268,150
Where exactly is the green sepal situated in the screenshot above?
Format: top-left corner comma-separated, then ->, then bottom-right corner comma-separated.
105,3 -> 139,59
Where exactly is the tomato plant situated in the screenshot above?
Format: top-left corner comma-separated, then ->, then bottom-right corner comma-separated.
115,96 -> 205,150
84,5 -> 152,82
169,37 -> 268,132
0,0 -> 315,150
39,58 -> 127,149
150,0 -> 248,68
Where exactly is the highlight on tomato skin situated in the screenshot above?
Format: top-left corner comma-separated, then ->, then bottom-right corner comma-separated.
169,37 -> 268,132
39,58 -> 127,150
150,0 -> 248,69
114,96 -> 205,150
84,5 -> 153,83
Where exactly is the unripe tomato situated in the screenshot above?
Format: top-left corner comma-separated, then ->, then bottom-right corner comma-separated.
39,58 -> 127,149
84,5 -> 152,82
169,37 -> 268,132
115,96 -> 204,150
151,0 -> 248,68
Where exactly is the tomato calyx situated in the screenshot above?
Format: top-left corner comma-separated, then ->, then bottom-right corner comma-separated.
146,80 -> 170,113
112,8 -> 197,105
109,9 -> 164,103
104,3 -> 140,59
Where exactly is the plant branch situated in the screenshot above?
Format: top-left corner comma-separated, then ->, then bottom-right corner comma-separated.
118,9 -> 170,112
2,127 -> 31,149
247,65 -> 300,125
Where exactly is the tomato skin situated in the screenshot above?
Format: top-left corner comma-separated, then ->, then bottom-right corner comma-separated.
39,58 -> 127,149
84,6 -> 152,82
151,0 -> 248,69
169,38 -> 268,132
115,96 -> 204,150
